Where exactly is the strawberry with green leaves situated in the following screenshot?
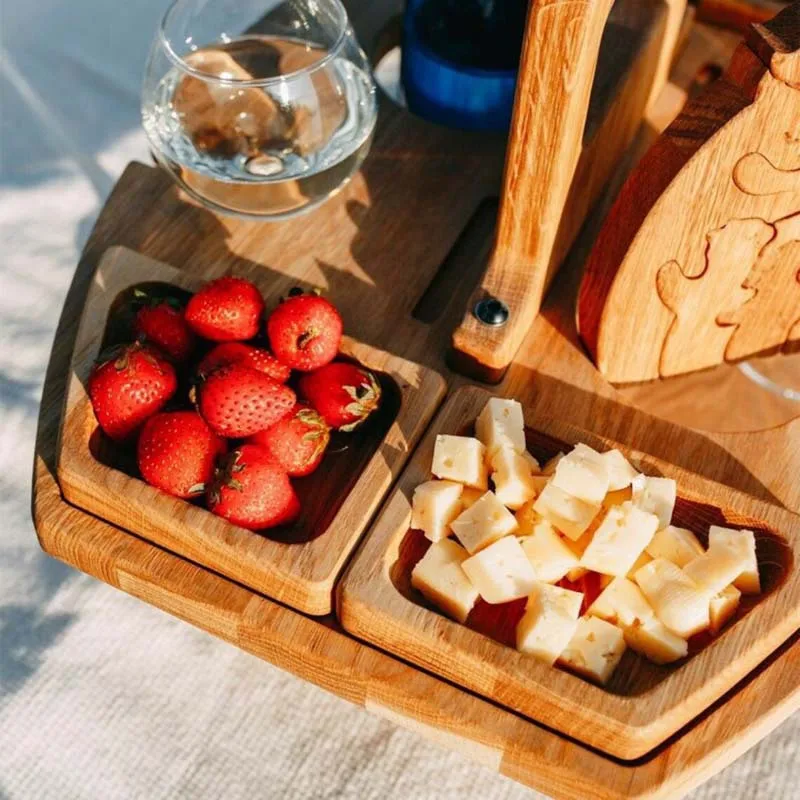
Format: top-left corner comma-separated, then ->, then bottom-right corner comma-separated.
266,290 -> 342,371
197,363 -> 295,438
207,445 -> 300,530
248,404 -> 330,477
137,411 -> 226,498
132,291 -> 195,363
88,342 -> 177,441
298,362 -> 381,431
198,342 -> 291,384
185,276 -> 265,341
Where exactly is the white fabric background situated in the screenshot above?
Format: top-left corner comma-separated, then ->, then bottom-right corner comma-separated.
0,2 -> 797,797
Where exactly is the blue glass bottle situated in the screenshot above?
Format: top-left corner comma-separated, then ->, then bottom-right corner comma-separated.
401,0 -> 527,131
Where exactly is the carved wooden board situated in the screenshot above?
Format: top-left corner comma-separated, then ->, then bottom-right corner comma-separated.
579,2 -> 800,382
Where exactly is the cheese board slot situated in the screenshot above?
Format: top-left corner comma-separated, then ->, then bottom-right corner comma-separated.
338,386 -> 800,760
57,247 -> 447,615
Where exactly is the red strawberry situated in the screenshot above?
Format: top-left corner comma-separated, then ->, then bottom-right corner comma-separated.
207,445 -> 300,530
198,342 -> 291,383
248,404 -> 330,477
185,277 -> 264,341
197,363 -> 295,438
298,362 -> 381,431
132,293 -> 194,362
266,292 -> 343,371
137,411 -> 226,498
88,342 -> 177,441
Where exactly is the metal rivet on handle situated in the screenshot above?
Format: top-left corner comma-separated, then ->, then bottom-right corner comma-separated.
473,298 -> 509,327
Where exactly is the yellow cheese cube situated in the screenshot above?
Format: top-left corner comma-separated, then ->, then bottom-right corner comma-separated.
542,452 -> 564,476
533,483 -> 600,541
411,480 -> 464,542
462,536 -> 538,604
475,397 -> 526,455
451,491 -> 518,554
520,520 -> 580,584
627,550 -> 653,578
646,525 -> 704,568
633,559 -> 710,638
515,498 -> 543,536
708,526 -> 760,594
587,577 -> 655,628
562,523 -> 598,581
459,486 -> 484,511
559,616 -> 627,685
579,501 -> 659,577
516,584 -> 584,665
490,446 -> 539,510
601,449 -> 639,491
683,543 -> 752,598
551,443 -> 610,504
602,486 -> 632,509
623,618 -> 688,664
411,539 -> 479,623
431,435 -> 488,490
631,475 -> 677,529
709,585 -> 741,635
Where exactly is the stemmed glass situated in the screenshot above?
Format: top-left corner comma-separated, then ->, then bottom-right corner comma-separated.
142,0 -> 377,220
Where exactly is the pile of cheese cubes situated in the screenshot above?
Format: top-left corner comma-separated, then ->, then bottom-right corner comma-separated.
409,398 -> 760,685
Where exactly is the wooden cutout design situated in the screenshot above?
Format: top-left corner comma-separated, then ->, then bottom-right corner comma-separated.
578,1 -> 800,382
720,212 -> 800,359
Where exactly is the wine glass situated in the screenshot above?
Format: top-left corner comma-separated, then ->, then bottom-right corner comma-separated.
141,0 -> 377,220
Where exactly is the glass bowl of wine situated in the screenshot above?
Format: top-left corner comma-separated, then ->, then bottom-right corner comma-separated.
142,0 -> 377,220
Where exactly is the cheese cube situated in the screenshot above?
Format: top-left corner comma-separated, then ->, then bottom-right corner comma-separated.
551,444 -> 610,504
631,475 -> 677,529
411,480 -> 464,542
475,398 -> 526,455
623,619 -> 688,664
603,487 -> 632,509
559,616 -> 627,685
627,550 -> 653,578
520,520 -> 580,583
451,491 -> 518,554
633,559 -> 709,638
516,584 -> 584,665
562,524 -> 598,581
708,526 -> 760,594
709,585 -> 741,635
683,543 -> 752,598
411,539 -> 479,623
460,486 -> 484,511
579,501 -> 659,576
522,451 -> 542,473
462,536 -> 538,604
533,483 -> 600,541
542,452 -> 564,476
431,435 -> 488,490
601,449 -> 639,491
588,577 -> 655,628
646,525 -> 704,568
490,446 -> 539,510
515,498 -> 543,535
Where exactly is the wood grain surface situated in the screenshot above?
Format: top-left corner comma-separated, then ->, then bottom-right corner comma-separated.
578,2 -> 800,382
56,248 -> 445,615
338,386 -> 800,760
31,1 -> 800,796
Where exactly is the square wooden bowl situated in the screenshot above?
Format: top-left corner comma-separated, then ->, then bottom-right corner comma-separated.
337,386 -> 800,759
56,247 -> 446,615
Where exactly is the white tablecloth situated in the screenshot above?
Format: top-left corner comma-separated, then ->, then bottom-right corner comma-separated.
1,2 -> 797,797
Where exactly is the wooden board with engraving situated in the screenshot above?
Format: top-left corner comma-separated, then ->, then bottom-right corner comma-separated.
32,0 -> 800,797
578,2 -> 800,383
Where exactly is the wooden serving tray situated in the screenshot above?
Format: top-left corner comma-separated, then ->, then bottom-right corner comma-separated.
56,247 -> 446,615
338,386 -> 800,759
